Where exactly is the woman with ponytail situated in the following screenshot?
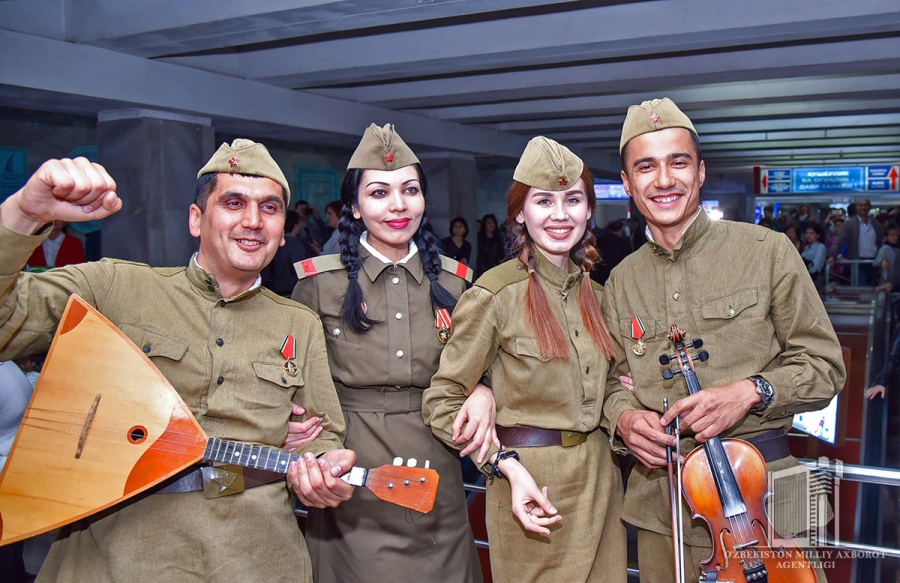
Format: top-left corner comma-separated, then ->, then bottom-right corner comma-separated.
424,137 -> 626,582
291,124 -> 484,583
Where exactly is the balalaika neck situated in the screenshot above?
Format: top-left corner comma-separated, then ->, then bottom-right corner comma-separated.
680,353 -> 748,518
203,437 -> 300,475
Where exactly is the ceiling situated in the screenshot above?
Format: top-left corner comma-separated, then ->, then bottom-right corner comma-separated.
1,0 -> 899,175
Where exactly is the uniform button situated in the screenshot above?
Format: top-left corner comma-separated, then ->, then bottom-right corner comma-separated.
216,338 -> 224,346
216,376 -> 224,385
395,312 -> 403,320
207,285 -> 216,292
392,277 -> 400,284
396,350 -> 404,358
673,292 -> 681,301
517,264 -> 524,270
585,366 -> 590,375
727,308 -> 736,317
332,328 -> 341,336
575,330 -> 579,337
142,345 -> 151,353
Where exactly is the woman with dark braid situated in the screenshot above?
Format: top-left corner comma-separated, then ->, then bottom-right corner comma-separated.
291,124 -> 485,583
424,137 -> 627,582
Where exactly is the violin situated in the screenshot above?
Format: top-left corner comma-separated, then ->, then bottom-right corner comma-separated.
661,324 -> 817,583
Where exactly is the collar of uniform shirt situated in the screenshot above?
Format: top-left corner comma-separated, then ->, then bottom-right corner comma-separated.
359,231 -> 419,265
644,206 -> 704,246
191,252 -> 262,294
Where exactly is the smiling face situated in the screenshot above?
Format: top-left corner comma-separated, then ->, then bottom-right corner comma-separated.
515,179 -> 591,270
621,127 -> 705,250
189,173 -> 285,296
352,165 -> 425,263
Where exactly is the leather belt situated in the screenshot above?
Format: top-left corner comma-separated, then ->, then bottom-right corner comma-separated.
157,464 -> 283,498
336,385 -> 423,413
745,428 -> 791,462
496,426 -> 587,448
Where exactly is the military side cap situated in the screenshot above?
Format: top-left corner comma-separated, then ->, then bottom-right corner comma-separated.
513,136 -> 584,191
619,98 -> 697,153
347,123 -> 419,171
198,138 -> 291,203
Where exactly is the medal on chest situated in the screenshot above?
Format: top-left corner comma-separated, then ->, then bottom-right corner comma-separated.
435,308 -> 452,344
630,316 -> 647,356
281,334 -> 299,377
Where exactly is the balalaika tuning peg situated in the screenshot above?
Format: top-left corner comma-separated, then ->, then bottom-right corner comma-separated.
659,353 -> 673,365
690,338 -> 703,349
695,350 -> 709,362
662,368 -> 683,380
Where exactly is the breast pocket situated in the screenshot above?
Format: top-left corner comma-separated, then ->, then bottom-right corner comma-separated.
700,288 -> 759,320
120,324 -> 189,362
245,362 -> 305,410
514,337 -> 553,362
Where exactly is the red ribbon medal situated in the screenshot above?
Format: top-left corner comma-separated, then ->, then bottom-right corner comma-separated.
281,334 -> 298,376
630,316 -> 646,355
435,308 -> 452,344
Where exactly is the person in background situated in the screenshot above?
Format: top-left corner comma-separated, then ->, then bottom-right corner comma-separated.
26,219 -> 85,270
592,219 -> 632,285
829,198 -> 884,286
320,200 -> 342,255
0,360 -> 35,582
291,123 -> 484,583
874,224 -> 900,291
441,216 -> 472,264
425,136 -> 626,582
476,213 -> 507,277
785,223 -> 802,253
866,323 -> 900,400
801,222 -> 827,288
261,209 -> 309,296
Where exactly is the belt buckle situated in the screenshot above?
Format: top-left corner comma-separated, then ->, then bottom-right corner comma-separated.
561,431 -> 586,447
201,463 -> 245,499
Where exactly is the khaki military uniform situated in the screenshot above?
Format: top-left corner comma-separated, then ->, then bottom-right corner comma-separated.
0,225 -> 346,583
601,210 -> 845,583
424,250 -> 626,583
291,247 -> 482,583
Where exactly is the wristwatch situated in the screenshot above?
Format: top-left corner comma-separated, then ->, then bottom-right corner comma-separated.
749,375 -> 774,412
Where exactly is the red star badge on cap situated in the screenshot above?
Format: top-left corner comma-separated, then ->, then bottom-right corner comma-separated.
558,177 -> 568,187
649,113 -> 661,124
384,153 -> 394,163
229,156 -> 239,167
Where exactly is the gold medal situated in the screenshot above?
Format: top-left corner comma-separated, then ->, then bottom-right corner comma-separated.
438,328 -> 451,344
284,360 -> 299,377
631,339 -> 646,356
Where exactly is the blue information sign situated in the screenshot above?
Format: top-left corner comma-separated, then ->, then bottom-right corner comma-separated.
792,167 -> 866,193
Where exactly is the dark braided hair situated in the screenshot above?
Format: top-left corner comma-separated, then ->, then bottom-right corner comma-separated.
337,163 -> 458,334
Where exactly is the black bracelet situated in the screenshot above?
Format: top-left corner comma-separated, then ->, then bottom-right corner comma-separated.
489,447 -> 520,483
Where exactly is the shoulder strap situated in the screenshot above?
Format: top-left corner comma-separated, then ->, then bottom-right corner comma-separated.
475,259 -> 528,294
294,254 -> 345,280
439,255 -> 474,283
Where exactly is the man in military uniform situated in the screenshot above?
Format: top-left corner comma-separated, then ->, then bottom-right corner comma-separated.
601,98 -> 845,583
0,141 -> 355,582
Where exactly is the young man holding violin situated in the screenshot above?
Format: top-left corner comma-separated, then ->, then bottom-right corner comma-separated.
601,98 -> 846,583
